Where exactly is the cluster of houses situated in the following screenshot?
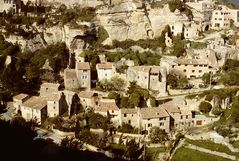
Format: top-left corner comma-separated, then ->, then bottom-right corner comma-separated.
13,80 -> 210,134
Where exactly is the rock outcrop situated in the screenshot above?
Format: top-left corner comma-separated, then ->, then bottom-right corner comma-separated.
96,1 -> 188,43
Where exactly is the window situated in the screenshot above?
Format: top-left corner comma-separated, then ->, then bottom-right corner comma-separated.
159,118 -> 163,120
193,65 -> 197,67
186,115 -> 188,119
128,120 -> 131,124
172,26 -> 174,30
199,70 -> 202,73
148,119 -> 150,121
204,65 -> 207,67
83,70 -> 87,73
178,64 -> 181,66
192,70 -> 195,73
112,110 -> 114,113
132,114 -> 134,117
215,18 -> 217,20
181,116 -> 183,119
160,122 -> 164,126
199,65 -> 203,67
215,12 -> 218,15
105,73 -> 107,77
145,76 -> 147,79
148,123 -> 152,127
124,114 -> 127,117
183,69 -> 186,72
53,106 -> 55,110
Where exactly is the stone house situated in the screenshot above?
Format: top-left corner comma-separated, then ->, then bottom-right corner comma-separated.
139,107 -> 171,133
76,62 -> 91,90
127,66 -> 167,96
161,102 -> 192,130
13,93 -> 31,114
95,99 -> 119,117
0,0 -> 21,13
184,22 -> 200,40
119,108 -> 139,128
64,62 -> 91,91
211,6 -> 231,29
160,56 -> 215,79
40,83 -> 60,97
78,91 -> 98,110
172,58 -> 214,78
64,69 -> 79,90
95,99 -> 119,125
170,22 -> 184,37
96,62 -> 116,81
211,5 -> 239,29
21,96 -> 48,124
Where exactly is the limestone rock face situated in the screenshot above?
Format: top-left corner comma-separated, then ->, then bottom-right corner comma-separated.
3,24 -> 87,52
97,3 -> 188,43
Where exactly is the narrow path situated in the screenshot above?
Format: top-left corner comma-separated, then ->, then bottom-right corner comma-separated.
185,144 -> 237,160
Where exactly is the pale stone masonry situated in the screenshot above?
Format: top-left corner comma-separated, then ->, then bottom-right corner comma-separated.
96,62 -> 116,81
0,0 -> 21,13
78,91 -> 98,110
40,83 -> 60,97
64,62 -> 91,91
21,96 -> 48,124
139,107 -> 171,133
127,66 -> 167,96
160,56 -> 215,79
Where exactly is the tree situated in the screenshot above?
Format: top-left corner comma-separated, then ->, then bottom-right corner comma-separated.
61,136 -> 83,150
70,94 -> 84,117
124,139 -> 143,160
150,97 -> 157,107
111,76 -> 127,91
118,123 -> 136,134
129,92 -> 140,108
199,101 -> 212,113
202,73 -> 210,85
149,126 -> 167,143
178,77 -> 189,89
86,112 -> 109,130
167,73 -> 178,88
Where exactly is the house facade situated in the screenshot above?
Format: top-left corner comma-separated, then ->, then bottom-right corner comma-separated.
78,91 -> 99,110
13,93 -> 31,114
127,66 -> 167,96
64,62 -> 91,91
161,102 -> 192,130
139,107 -> 171,133
119,108 -> 139,128
211,6 -> 231,29
40,83 -> 60,97
0,0 -> 21,13
76,62 -> 91,90
96,62 -> 115,81
21,96 -> 48,124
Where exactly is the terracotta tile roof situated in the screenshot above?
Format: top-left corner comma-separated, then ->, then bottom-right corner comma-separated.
76,62 -> 90,70
140,107 -> 169,119
23,96 -> 47,110
13,93 -> 29,101
95,99 -> 119,112
44,94 -> 60,102
40,83 -> 60,89
160,101 -> 181,113
174,58 -> 208,65
96,62 -> 113,69
78,91 -> 98,98
121,108 -> 138,114
129,66 -> 161,73
64,69 -> 77,79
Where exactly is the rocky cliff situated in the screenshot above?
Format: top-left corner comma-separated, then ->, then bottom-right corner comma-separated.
96,1 -> 188,43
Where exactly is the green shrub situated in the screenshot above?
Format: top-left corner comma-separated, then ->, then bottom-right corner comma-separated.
199,101 -> 212,113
